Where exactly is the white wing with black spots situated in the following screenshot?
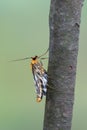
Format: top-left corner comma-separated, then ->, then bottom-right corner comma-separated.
32,62 -> 47,101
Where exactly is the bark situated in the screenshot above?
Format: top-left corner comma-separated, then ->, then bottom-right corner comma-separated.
43,0 -> 84,130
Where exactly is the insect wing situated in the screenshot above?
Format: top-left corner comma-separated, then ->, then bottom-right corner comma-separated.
32,62 -> 47,102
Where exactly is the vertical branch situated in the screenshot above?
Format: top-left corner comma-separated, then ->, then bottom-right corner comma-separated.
43,0 -> 84,130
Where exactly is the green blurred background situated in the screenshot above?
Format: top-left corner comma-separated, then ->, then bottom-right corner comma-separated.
0,0 -> 87,130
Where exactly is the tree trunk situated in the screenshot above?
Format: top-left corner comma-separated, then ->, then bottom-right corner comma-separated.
43,0 -> 84,130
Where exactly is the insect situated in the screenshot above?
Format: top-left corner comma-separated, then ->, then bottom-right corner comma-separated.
31,55 -> 48,102
11,49 -> 49,102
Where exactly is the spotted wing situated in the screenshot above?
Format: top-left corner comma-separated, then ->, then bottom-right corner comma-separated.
32,62 -> 47,102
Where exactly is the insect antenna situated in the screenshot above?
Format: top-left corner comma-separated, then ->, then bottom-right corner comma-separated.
38,48 -> 49,58
9,48 -> 49,62
9,57 -> 31,62
40,57 -> 48,60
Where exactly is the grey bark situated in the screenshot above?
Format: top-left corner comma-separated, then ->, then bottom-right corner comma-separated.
43,0 -> 84,130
